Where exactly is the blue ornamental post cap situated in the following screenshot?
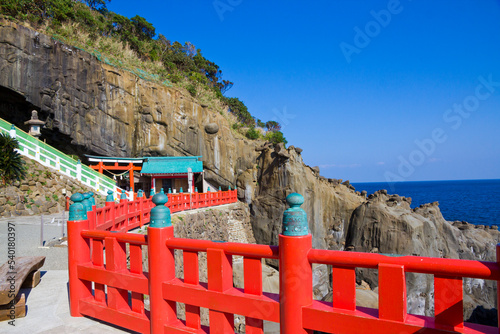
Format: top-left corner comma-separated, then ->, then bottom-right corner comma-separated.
282,193 -> 308,236
160,188 -> 165,194
228,186 -> 231,190
69,193 -> 87,221
207,186 -> 211,192
82,193 -> 92,212
120,189 -> 127,200
150,188 -> 155,198
138,189 -> 143,198
168,188 -> 172,194
106,190 -> 114,202
195,187 -> 198,193
89,192 -> 96,206
149,192 -> 171,228
180,187 -> 183,193
219,186 -> 222,191
10,124 -> 15,130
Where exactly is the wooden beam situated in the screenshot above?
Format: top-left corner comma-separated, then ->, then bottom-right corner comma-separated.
21,270 -> 41,289
0,293 -> 25,321
0,256 -> 45,305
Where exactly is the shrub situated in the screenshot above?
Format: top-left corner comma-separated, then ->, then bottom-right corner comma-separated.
265,131 -> 288,145
186,84 -> 196,97
245,127 -> 260,140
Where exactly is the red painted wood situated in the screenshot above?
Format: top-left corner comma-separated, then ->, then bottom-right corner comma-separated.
308,248 -> 500,280
207,248 -> 234,333
77,264 -> 149,295
302,301 -> 495,334
79,299 -> 150,334
91,238 -> 105,303
378,263 -> 406,322
148,226 -> 176,333
162,280 -> 279,322
279,235 -> 313,334
331,267 -> 356,311
434,275 -> 463,329
244,257 -> 264,333
184,250 -> 201,330
130,244 -> 145,314
68,219 -> 92,316
105,237 -> 130,311
166,238 -> 279,259
498,244 -> 500,333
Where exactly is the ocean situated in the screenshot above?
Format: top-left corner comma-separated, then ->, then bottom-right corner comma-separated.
351,179 -> 500,227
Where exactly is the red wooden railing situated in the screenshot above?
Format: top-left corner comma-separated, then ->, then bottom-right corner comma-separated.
68,194 -> 500,334
87,189 -> 238,231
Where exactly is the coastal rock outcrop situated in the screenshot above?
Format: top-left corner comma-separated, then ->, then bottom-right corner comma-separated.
240,143 -> 366,252
346,190 -> 500,319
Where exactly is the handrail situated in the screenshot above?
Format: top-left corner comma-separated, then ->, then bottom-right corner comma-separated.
0,117 -> 119,196
67,192 -> 500,334
166,238 -> 279,259
308,248 -> 500,280
81,230 -> 147,245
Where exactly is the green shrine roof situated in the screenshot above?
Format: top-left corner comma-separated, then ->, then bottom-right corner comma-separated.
140,156 -> 203,174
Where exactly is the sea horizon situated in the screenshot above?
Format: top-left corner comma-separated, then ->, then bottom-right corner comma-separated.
352,179 -> 500,227
351,177 -> 500,184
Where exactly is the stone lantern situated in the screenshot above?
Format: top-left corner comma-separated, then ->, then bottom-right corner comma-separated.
24,110 -> 45,138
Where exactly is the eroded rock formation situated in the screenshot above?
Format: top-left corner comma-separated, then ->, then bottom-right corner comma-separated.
346,191 -> 500,319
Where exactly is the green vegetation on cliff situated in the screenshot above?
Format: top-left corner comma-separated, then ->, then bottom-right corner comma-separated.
0,0 -> 287,144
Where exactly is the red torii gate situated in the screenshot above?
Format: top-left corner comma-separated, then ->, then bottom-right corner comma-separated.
87,156 -> 143,193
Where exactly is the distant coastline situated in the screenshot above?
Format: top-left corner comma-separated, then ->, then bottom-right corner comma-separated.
352,179 -> 500,226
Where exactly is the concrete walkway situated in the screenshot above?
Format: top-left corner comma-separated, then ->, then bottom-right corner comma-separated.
0,271 -> 136,333
0,213 -> 134,333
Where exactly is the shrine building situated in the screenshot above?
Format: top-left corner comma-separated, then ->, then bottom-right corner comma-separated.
86,155 -> 206,195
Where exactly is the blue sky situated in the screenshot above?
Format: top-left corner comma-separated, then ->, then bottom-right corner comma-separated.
108,0 -> 500,183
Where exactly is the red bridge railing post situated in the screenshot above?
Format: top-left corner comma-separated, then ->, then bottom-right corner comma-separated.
148,191 -> 176,333
105,190 -> 115,230
497,243 -> 500,331
67,193 -> 92,317
279,193 -> 313,334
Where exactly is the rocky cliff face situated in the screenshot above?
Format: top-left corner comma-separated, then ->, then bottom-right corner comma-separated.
0,19 -> 257,188
239,142 -> 366,251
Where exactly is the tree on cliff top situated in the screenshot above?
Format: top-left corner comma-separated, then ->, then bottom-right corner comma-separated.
265,120 -> 281,132
0,133 -> 26,186
82,0 -> 109,12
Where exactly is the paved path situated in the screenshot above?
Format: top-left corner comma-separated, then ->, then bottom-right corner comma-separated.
0,212 -> 133,333
0,271 -> 136,334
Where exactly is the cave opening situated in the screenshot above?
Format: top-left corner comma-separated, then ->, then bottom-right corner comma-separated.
0,85 -> 96,163
0,85 -> 37,132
